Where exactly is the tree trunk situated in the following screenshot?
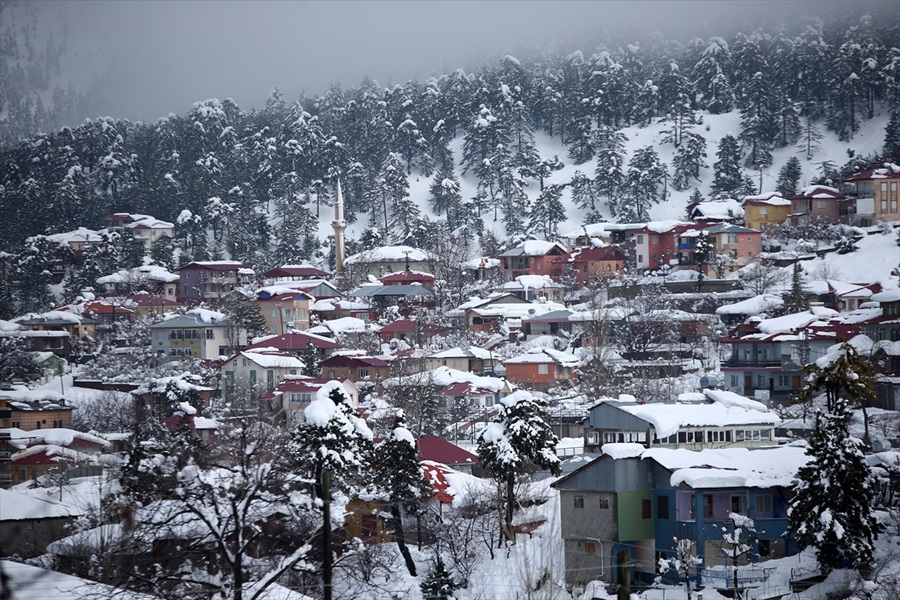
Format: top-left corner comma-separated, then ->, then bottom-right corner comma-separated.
391,504 -> 417,576
504,471 -> 516,543
322,468 -> 332,600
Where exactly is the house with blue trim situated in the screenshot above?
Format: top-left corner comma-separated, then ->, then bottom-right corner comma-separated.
552,443 -> 809,588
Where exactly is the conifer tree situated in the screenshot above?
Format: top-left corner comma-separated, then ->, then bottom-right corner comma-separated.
428,167 -> 463,223
884,109 -> 900,160
570,170 -> 599,212
299,340 -> 320,378
420,558 -> 459,600
797,117 -> 823,161
288,384 -> 373,600
711,135 -> 744,196
150,235 -> 175,270
782,262 -> 809,314
528,183 -> 566,240
788,343 -> 881,574
776,156 -> 803,198
616,146 -> 667,222
477,391 -> 560,542
373,415 -> 432,576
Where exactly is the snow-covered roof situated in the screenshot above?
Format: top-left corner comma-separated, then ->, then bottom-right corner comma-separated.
873,288 -> 900,303
126,216 -> 174,229
344,245 -> 434,265
97,264 -> 180,284
498,240 -> 568,257
691,199 -> 744,219
0,488 -> 83,520
428,365 -> 510,393
461,257 -> 501,270
716,294 -> 784,316
44,227 -> 105,246
308,317 -> 382,335
5,428 -> 111,450
504,347 -> 579,367
497,274 -> 562,291
229,351 -> 305,369
644,445 -> 811,489
611,396 -> 779,439
152,307 -> 227,328
428,346 -> 493,360
742,192 -> 792,206
756,306 -> 840,335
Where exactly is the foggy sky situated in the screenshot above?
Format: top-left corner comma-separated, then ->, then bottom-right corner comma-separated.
22,0 -> 899,123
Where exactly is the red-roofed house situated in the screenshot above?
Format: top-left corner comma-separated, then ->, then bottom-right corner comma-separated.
126,294 -> 182,318
262,378 -> 359,424
319,354 -> 391,386
379,319 -> 448,345
262,265 -> 331,284
789,185 -> 852,225
415,435 -> 480,474
177,261 -> 254,304
845,161 -> 900,224
244,330 -> 342,359
498,241 -> 569,281
253,290 -> 313,334
554,246 -> 627,284
381,270 -> 437,290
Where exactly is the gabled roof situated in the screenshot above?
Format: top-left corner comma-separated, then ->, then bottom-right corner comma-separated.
845,162 -> 900,182
126,293 -> 181,307
350,284 -> 435,298
557,245 -> 627,264
790,185 -> 846,200
416,436 -> 479,465
177,261 -> 251,272
381,270 -> 436,284
245,330 -> 342,351
380,319 -> 448,335
225,351 -> 305,369
504,347 -> 579,366
263,264 -> 330,278
498,240 -> 568,258
319,354 -> 389,368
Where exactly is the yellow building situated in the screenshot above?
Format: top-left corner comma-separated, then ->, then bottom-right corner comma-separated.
742,192 -> 792,231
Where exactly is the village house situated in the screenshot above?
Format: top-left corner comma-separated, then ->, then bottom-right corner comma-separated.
318,352 -> 391,386
13,311 -> 98,358
522,309 -> 575,339
97,264 -> 180,299
552,443 -> 809,587
554,246 -> 627,285
742,192 -> 792,231
425,346 -> 496,375
176,261 -> 254,304
720,306 -> 859,402
344,245 -> 436,283
686,197 -> 744,223
498,240 -> 569,281
503,347 -> 579,392
494,274 -> 566,302
263,377 -> 359,425
261,264 -> 331,285
4,427 -> 112,486
252,287 -> 313,334
148,308 -> 244,360
580,389 -> 780,452
789,185 -> 853,225
220,350 -> 305,399
378,319 -> 448,346
123,293 -> 182,318
244,330 -> 343,360
845,159 -> 900,225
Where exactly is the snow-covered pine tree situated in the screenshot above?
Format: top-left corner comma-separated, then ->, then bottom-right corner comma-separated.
477,390 -> 560,542
373,414 -> 432,576
711,134 -> 744,196
570,170 -> 599,212
797,117 -> 823,162
288,383 -> 374,600
884,108 -> 900,160
428,167 -> 463,223
593,126 -> 626,202
420,558 -> 460,600
528,183 -> 566,240
618,146 -> 667,222
788,342 -> 881,574
782,262 -> 809,314
739,72 -> 777,169
776,156 -> 803,198
672,131 -> 708,191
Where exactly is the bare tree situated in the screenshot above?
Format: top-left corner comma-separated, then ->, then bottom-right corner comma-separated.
737,262 -> 789,295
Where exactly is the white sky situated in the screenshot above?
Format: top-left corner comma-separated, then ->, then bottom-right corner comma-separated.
13,0 -> 897,122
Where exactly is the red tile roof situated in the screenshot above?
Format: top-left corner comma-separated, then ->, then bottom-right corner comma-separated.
245,331 -> 342,351
416,435 -> 479,466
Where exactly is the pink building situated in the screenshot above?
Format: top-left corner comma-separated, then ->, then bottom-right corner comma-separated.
789,185 -> 852,225
498,241 -> 568,281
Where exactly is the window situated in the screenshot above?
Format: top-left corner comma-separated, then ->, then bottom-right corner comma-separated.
271,308 -> 277,317
271,325 -> 277,332
184,348 -> 192,356
757,374 -> 767,388
242,358 -> 250,367
599,496 -> 610,509
658,495 -> 670,520
206,329 -> 214,339
638,254 -> 644,264
169,330 -> 177,339
284,308 -> 291,317
359,368 -> 369,378
703,494 -> 714,519
882,182 -> 888,192
584,542 -> 597,555
538,364 -> 549,375
759,206 -> 767,215
817,200 -> 826,209
176,329 -> 184,340
731,494 -> 746,514
586,431 -> 600,445
170,349 -> 178,356
777,374 -> 790,387
757,494 -> 773,518
250,370 -> 257,384
642,499 -> 652,519
637,234 -> 644,244
652,235 -> 660,244
727,233 -> 738,244
574,496 -> 584,508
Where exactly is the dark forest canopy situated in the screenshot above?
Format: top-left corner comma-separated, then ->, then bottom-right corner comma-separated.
0,11 -> 897,267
